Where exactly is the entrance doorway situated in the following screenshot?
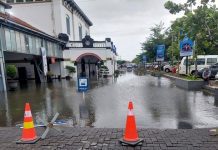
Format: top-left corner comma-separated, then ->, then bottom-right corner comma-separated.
76,54 -> 102,80
18,67 -> 27,83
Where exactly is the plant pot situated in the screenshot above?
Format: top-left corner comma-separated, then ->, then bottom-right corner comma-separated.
66,76 -> 72,80
7,80 -> 18,91
47,76 -> 53,83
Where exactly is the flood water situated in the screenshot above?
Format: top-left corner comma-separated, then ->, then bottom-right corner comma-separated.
0,72 -> 218,129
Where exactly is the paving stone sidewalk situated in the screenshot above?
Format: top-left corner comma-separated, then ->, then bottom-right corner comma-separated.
0,127 -> 218,150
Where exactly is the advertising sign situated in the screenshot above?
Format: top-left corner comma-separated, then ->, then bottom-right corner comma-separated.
156,45 -> 165,61
41,47 -> 48,76
180,36 -> 193,57
78,78 -> 88,92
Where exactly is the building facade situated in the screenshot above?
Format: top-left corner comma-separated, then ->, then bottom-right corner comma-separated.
0,1 -> 66,91
6,0 -> 92,41
65,36 -> 117,79
5,0 -> 118,79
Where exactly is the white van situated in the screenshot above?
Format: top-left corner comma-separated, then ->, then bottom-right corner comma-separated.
179,55 -> 218,74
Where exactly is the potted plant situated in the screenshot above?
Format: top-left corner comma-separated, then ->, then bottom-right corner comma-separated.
47,71 -> 54,82
100,65 -> 109,78
6,65 -> 18,91
65,65 -> 76,80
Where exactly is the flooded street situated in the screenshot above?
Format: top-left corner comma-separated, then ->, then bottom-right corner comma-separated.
0,72 -> 218,129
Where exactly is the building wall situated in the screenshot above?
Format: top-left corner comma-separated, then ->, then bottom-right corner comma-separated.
9,63 -> 35,79
10,0 -> 90,41
59,2 -> 74,40
10,2 -> 54,36
63,48 -> 117,77
73,12 -> 90,41
49,62 -> 61,78
52,0 -> 63,37
63,48 -> 108,61
4,52 -> 35,79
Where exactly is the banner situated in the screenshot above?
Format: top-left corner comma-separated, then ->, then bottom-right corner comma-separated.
41,47 -> 48,76
180,36 -> 193,57
156,45 -> 165,61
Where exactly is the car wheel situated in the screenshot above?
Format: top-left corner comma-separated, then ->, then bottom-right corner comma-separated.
202,69 -> 211,81
165,68 -> 170,73
191,71 -> 197,75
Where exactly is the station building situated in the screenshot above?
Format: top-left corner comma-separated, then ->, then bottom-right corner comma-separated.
0,1 -> 66,91
5,0 -> 118,79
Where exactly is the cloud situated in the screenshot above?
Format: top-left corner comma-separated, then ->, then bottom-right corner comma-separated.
75,0 -> 187,60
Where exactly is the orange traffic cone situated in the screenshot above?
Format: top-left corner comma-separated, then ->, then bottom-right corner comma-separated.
16,103 -> 39,144
119,101 -> 143,146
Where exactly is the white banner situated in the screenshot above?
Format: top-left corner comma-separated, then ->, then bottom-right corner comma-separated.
41,47 -> 48,76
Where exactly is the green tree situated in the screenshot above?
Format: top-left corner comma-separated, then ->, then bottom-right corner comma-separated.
165,0 -> 218,55
141,22 -> 168,62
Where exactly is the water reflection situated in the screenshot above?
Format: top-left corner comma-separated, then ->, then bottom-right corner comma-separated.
175,90 -> 193,129
0,92 -> 11,126
0,74 -> 218,129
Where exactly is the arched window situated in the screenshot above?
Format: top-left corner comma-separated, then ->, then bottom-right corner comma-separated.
66,15 -> 71,35
79,24 -> 83,40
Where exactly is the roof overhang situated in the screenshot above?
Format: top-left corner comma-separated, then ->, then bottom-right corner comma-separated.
0,1 -> 12,9
0,16 -> 66,45
64,0 -> 93,26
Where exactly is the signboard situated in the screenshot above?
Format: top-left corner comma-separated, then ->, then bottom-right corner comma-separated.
78,78 -> 88,92
180,36 -> 193,57
142,55 -> 147,63
41,47 -> 48,76
156,45 -> 165,61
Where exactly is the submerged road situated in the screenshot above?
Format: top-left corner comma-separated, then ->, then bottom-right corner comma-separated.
0,72 -> 218,129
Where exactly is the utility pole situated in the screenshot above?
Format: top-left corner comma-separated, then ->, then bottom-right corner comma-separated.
171,34 -> 174,65
194,40 -> 198,76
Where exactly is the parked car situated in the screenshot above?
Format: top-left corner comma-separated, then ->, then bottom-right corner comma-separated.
198,63 -> 218,79
126,65 -> 133,72
179,55 -> 218,75
163,64 -> 173,73
215,72 -> 218,79
163,61 -> 178,73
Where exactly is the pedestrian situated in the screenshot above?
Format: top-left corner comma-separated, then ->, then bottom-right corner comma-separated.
92,70 -> 95,76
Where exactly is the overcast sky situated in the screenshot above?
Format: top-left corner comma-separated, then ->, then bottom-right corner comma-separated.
74,0 -> 216,61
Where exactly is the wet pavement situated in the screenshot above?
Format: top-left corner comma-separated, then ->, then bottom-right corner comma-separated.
0,72 -> 218,129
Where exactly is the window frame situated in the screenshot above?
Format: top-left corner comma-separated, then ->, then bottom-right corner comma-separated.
66,15 -> 71,35
79,24 -> 83,40
207,58 -> 217,65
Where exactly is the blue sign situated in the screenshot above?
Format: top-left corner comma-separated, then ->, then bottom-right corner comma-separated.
180,36 -> 193,57
156,45 -> 165,61
78,77 -> 88,92
142,55 -> 147,63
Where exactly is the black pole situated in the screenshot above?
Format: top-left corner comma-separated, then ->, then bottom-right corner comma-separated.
159,61 -> 161,72
186,56 -> 188,74
88,61 -> 90,78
